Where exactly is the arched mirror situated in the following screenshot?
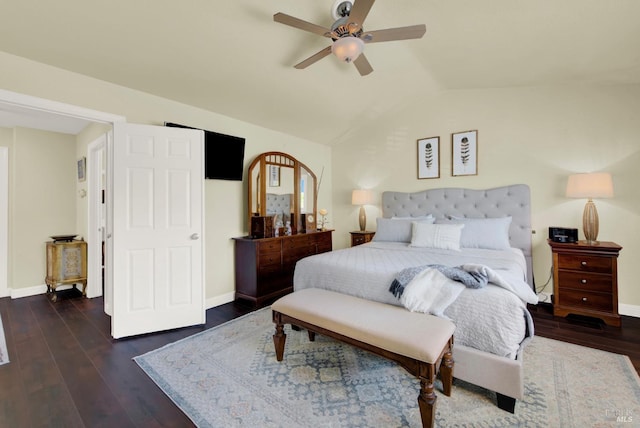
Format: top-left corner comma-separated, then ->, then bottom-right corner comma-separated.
248,152 -> 317,235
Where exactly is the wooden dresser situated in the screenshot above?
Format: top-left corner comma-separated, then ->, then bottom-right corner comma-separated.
233,230 -> 333,307
548,239 -> 622,326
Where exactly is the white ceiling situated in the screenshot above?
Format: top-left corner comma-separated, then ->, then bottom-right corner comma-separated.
1,0 -> 639,142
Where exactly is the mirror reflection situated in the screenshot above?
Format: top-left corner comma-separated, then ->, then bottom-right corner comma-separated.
247,152 -> 317,236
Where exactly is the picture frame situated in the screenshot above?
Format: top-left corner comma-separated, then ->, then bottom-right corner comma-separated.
77,157 -> 86,182
269,165 -> 280,187
417,137 -> 440,179
452,130 -> 478,176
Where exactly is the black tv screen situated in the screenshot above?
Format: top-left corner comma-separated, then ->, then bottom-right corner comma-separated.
164,122 -> 245,181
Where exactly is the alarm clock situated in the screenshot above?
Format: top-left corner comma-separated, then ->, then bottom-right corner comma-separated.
300,213 -> 315,233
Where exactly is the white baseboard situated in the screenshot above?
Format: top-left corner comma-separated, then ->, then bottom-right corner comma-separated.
206,291 -> 235,310
10,284 -> 77,299
619,303 -> 640,318
10,284 -> 47,299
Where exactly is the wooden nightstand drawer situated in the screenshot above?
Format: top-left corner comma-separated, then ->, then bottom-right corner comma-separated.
557,289 -> 613,313
350,231 -> 375,247
352,235 -> 366,245
556,253 -> 612,274
556,270 -> 612,293
549,239 -> 622,327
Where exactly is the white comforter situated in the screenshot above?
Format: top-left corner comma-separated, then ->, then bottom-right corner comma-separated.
293,241 -> 538,359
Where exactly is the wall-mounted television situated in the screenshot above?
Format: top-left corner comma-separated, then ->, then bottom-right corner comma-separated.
164,122 -> 245,181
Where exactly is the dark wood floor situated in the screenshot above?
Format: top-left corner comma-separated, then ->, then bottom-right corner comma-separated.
0,292 -> 638,427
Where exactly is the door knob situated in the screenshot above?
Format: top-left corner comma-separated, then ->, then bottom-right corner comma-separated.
190,233 -> 200,240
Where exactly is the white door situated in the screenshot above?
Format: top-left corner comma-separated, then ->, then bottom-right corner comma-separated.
0,147 -> 8,298
87,135 -> 106,299
110,123 -> 205,339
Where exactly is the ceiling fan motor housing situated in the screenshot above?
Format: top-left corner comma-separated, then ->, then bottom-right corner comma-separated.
331,17 -> 363,39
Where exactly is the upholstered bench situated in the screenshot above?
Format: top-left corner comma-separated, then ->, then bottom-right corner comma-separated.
271,288 -> 455,428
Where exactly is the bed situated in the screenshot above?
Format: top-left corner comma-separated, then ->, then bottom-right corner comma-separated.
266,193 -> 293,225
293,184 -> 538,412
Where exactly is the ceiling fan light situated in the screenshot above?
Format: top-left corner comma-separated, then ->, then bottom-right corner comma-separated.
331,36 -> 364,63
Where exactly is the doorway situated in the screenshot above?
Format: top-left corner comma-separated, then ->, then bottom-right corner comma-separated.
0,89 -> 125,307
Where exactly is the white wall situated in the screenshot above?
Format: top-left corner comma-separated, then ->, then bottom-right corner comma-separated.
0,51 -> 332,306
331,84 -> 640,314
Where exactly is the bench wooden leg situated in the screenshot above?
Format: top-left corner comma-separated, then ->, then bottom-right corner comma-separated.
308,330 -> 316,341
273,321 -> 286,361
417,373 -> 436,428
440,347 -> 454,396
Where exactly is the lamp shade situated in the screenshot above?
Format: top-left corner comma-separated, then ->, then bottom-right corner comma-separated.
352,189 -> 375,206
566,173 -> 614,199
332,36 -> 364,63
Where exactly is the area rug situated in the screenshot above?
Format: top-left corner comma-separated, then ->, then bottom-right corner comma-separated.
0,313 -> 8,365
134,308 -> 640,427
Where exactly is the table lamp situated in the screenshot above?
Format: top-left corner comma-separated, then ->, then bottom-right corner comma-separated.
351,189 -> 375,232
566,172 -> 614,244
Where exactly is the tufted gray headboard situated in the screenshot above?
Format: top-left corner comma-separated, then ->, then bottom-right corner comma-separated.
381,184 -> 534,290
266,193 -> 293,221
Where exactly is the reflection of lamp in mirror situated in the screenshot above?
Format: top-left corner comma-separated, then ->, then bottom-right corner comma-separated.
351,189 -> 375,232
566,172 -> 614,244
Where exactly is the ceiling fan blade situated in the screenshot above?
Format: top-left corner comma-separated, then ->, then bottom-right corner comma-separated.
294,46 -> 333,69
274,12 -> 332,38
362,24 -> 426,43
353,54 -> 373,76
348,0 -> 375,28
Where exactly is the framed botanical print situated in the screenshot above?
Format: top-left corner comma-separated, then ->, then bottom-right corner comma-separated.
77,157 -> 86,182
452,130 -> 478,176
269,165 -> 280,187
417,137 -> 440,179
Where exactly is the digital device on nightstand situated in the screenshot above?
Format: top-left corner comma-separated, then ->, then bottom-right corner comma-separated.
548,227 -> 578,243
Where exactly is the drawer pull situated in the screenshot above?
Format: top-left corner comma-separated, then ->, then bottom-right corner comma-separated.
581,261 -> 587,266
582,297 -> 588,302
581,279 -> 587,284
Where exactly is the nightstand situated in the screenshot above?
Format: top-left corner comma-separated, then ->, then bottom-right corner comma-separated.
350,231 -> 375,247
45,240 -> 88,302
548,239 -> 622,327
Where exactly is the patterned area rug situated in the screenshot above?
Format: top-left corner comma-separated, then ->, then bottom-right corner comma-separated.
135,308 -> 640,427
0,313 -> 8,365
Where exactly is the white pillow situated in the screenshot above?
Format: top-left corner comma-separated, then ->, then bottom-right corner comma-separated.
372,217 -> 435,242
446,216 -> 512,250
409,222 -> 464,251
391,215 -> 434,221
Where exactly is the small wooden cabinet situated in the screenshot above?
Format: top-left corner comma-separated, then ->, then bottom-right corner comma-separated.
549,239 -> 622,326
350,231 -> 375,247
45,240 -> 88,302
233,230 -> 333,307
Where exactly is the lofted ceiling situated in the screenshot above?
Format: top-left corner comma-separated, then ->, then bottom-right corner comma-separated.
1,0 -> 639,143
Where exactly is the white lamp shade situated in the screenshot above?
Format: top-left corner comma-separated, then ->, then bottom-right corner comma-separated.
331,36 -> 364,63
351,189 -> 375,206
566,172 -> 614,199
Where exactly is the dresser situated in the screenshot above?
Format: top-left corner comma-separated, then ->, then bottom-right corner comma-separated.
549,239 -> 622,326
233,230 -> 333,307
45,240 -> 88,302
350,231 -> 375,247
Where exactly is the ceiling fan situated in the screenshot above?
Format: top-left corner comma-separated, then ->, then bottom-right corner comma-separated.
274,0 -> 426,76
